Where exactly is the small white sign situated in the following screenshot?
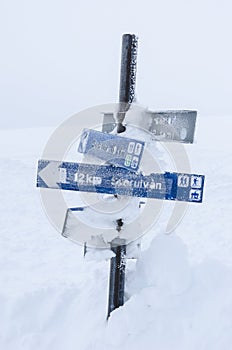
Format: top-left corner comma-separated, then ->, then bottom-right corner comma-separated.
189,189 -> 202,201
178,174 -> 190,187
131,156 -> 139,169
59,168 -> 67,183
191,176 -> 202,189
134,143 -> 142,155
127,142 -> 135,153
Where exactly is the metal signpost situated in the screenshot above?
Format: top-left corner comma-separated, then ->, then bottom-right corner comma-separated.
36,34 -> 205,319
108,34 -> 138,314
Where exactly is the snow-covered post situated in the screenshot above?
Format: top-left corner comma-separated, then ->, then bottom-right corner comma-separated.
117,33 -> 138,133
107,238 -> 127,318
107,34 -> 138,318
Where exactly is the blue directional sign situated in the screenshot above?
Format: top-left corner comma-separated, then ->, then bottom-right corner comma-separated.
78,129 -> 144,171
37,160 -> 205,203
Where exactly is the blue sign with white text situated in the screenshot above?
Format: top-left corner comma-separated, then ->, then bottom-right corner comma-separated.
37,160 -> 205,203
78,129 -> 144,171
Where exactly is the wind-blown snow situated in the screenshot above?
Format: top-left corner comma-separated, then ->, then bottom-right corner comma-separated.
0,116 -> 232,350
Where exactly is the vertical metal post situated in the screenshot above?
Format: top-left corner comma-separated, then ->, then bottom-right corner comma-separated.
107,34 -> 138,319
107,241 -> 126,319
117,33 -> 138,133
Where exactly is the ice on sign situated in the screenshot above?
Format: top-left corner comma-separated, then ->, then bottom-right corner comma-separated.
147,110 -> 197,143
78,129 -> 144,171
37,160 -> 205,203
102,110 -> 197,144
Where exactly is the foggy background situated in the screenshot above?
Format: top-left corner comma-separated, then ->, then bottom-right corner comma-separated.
0,0 -> 231,129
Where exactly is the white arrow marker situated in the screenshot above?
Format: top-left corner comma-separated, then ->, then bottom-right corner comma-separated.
38,161 -> 63,189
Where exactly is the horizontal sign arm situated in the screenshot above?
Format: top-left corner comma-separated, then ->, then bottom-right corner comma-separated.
37,160 -> 205,203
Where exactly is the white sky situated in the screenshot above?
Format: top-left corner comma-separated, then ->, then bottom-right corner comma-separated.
0,0 -> 231,128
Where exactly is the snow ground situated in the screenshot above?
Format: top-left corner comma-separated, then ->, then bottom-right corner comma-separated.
0,115 -> 232,350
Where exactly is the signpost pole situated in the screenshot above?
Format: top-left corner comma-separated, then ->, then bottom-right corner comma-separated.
107,34 -> 138,318
117,33 -> 138,133
107,240 -> 127,319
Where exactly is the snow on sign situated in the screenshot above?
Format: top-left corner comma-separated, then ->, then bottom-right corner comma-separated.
102,110 -> 197,143
78,129 -> 144,171
147,110 -> 197,143
37,160 -> 205,203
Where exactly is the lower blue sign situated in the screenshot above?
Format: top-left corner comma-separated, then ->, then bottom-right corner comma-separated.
37,160 -> 205,203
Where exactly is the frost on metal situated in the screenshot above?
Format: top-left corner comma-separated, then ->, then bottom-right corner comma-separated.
146,110 -> 197,144
119,34 -> 138,105
117,34 -> 138,133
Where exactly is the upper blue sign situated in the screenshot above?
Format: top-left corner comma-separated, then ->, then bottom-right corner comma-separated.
37,160 -> 205,203
78,129 -> 144,172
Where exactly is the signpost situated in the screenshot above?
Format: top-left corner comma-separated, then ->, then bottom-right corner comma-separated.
36,33 -> 205,319
108,33 -> 138,313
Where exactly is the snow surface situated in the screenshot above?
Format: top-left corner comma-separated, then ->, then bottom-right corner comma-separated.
0,115 -> 232,350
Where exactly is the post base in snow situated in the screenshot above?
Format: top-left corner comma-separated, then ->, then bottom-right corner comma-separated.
107,239 -> 127,319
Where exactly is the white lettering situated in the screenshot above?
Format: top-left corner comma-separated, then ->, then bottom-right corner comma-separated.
74,173 -> 102,185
